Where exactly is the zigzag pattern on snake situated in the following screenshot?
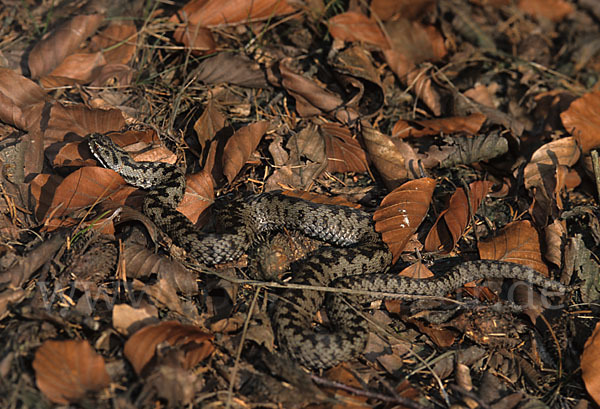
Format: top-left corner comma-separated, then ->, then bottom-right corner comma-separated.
88,133 -> 569,369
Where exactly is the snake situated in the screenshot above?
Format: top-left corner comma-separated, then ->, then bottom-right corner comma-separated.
88,133 -> 569,369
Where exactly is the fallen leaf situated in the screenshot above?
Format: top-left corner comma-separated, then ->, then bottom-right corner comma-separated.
523,137 -> 580,191
425,181 -> 492,253
33,340 -> 110,404
561,91 -> 600,153
392,113 -> 487,138
582,322 -> 600,405
222,121 -> 269,183
375,178 -> 436,262
29,13 -> 105,79
328,11 -> 390,49
321,122 -> 368,173
0,68 -> 47,131
518,0 -> 574,22
124,321 -> 214,375
89,20 -> 138,65
478,220 -> 548,275
360,126 -> 409,190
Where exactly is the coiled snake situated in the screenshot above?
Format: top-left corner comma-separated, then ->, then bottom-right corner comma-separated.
88,133 -> 568,369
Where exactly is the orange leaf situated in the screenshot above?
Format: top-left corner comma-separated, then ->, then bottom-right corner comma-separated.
33,340 -> 110,404
124,321 -> 214,375
374,178 -> 436,262
171,0 -> 296,27
392,113 -> 487,139
425,181 -> 492,253
561,91 -> 600,153
517,0 -> 574,22
222,121 -> 269,183
582,322 -> 600,405
478,220 -> 548,275
328,11 -> 390,49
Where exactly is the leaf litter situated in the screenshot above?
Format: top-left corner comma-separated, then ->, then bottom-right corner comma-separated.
0,0 -> 598,407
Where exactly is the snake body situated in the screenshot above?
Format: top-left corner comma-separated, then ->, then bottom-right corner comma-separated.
88,133 -> 568,369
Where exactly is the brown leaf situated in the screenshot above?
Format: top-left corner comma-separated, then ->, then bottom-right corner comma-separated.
31,166 -> 138,222
178,170 -> 215,225
40,52 -> 107,88
270,64 -> 359,123
29,14 -> 105,79
328,11 -> 390,49
523,137 -> 580,191
112,302 -> 159,335
33,340 -> 110,404
89,21 -> 138,65
371,0 -> 435,21
392,113 -> 487,139
222,121 -> 269,183
193,99 -> 226,152
194,53 -> 269,88
44,103 -> 125,145
124,321 -> 214,375
405,67 -> 441,115
171,0 -> 296,54
360,126 -> 409,190
518,0 -> 574,22
171,0 -> 296,27
0,68 -> 47,131
383,20 -> 446,80
320,122 -> 368,173
582,322 -> 600,405
561,91 -> 600,153
544,219 -> 566,268
425,181 -> 492,253
374,178 -> 436,262
478,220 -> 548,275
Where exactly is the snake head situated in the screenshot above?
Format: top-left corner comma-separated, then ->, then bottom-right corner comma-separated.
87,133 -> 125,170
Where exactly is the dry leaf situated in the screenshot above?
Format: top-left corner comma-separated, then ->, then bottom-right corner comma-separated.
43,103 -> 125,145
383,19 -> 447,79
29,14 -> 105,79
222,121 -> 269,183
41,52 -> 106,87
33,340 -> 110,404
124,321 -> 214,375
320,122 -> 368,173
518,0 -> 574,22
0,68 -> 47,131
375,178 -> 436,262
523,137 -> 580,191
582,322 -> 600,405
89,21 -> 138,65
361,126 -> 409,190
478,220 -> 548,275
193,99 -> 226,152
31,166 -> 138,222
328,11 -> 390,49
425,181 -> 492,253
561,91 -> 600,153
392,113 -> 487,138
